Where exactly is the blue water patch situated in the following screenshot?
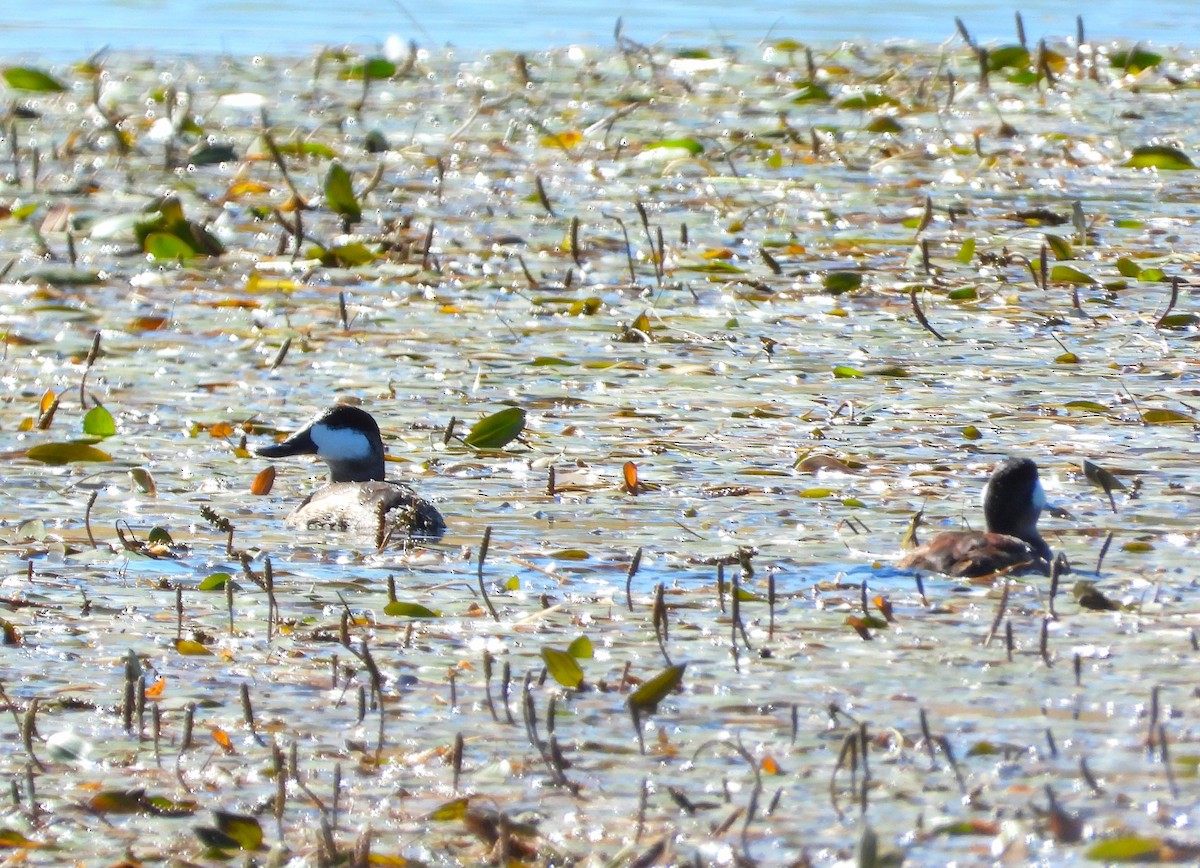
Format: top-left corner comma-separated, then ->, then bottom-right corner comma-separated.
2,0 -> 1196,60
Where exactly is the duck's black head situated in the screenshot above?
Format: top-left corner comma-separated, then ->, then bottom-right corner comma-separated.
257,404 -> 386,483
982,457 -> 1050,560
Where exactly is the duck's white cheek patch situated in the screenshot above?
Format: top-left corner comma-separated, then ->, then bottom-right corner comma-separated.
310,424 -> 373,461
1031,479 -> 1047,512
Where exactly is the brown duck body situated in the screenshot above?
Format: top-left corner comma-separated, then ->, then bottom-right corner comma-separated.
898,457 -> 1053,578
898,530 -> 1048,577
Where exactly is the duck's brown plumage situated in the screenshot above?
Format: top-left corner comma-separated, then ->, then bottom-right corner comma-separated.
898,457 -> 1052,577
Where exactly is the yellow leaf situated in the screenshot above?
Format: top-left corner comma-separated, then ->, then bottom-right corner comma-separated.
174,639 -> 212,656
540,130 -> 582,149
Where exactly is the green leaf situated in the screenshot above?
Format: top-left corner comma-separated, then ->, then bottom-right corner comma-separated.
1085,836 -> 1162,861
3,67 -> 67,93
198,573 -> 233,591
567,635 -> 594,659
644,137 -> 703,156
463,407 -> 526,449
83,405 -> 116,438
541,647 -> 584,688
947,286 -> 978,301
792,83 -> 831,103
549,548 -> 589,560
1065,400 -> 1109,413
1049,265 -> 1094,284
328,242 -> 377,266
833,365 -> 863,379
799,487 -> 833,498
340,57 -> 398,80
384,600 -> 440,618
1138,267 -> 1167,282
213,811 -> 263,850
1044,234 -> 1072,260
324,161 -> 361,223
1115,257 -> 1142,278
629,664 -> 686,714
144,232 -> 197,261
531,356 -> 574,366
275,140 -> 337,159
864,116 -> 903,134
1110,49 -> 1163,71
147,526 -> 174,545
1124,145 -> 1194,170
1141,408 -> 1195,424
26,442 -> 112,464
987,45 -> 1031,70
429,797 -> 470,821
1157,313 -> 1199,329
955,238 -> 976,264
824,272 -> 862,294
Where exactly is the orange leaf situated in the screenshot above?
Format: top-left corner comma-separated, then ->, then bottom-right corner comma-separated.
39,389 -> 56,414
144,677 -> 167,699
762,756 -> 783,774
623,461 -> 640,494
211,727 -> 235,753
130,316 -> 168,332
209,422 -> 234,438
845,616 -> 873,640
874,595 -> 895,623
250,466 -> 276,496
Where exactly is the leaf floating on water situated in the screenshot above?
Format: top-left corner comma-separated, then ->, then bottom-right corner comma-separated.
212,811 -> 265,851
89,788 -> 151,814
384,600 -> 440,618
833,365 -> 863,379
1110,49 -> 1164,71
1044,234 -> 1072,260
1049,265 -> 1095,284
324,161 -> 362,224
1156,313 -> 1200,329
541,647 -> 585,688
628,663 -> 686,714
643,137 -> 703,156
0,827 -> 44,848
429,797 -> 471,821
1064,400 -> 1110,413
250,466 -> 275,496
1085,835 -> 1165,861
198,573 -> 233,591
129,467 -> 157,496
567,635 -> 594,659
463,407 -> 526,449
1123,145 -> 1194,170
795,454 -> 856,474
823,272 -> 862,294
540,129 -> 582,149
26,442 -> 113,464
174,639 -> 212,656
622,460 -> 642,494
3,67 -> 67,93
82,405 -> 116,438
1141,408 -> 1194,425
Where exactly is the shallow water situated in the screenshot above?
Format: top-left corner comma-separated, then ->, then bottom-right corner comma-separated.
0,33 -> 1199,866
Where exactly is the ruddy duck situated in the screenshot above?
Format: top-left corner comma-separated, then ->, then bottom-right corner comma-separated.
898,457 -> 1052,577
256,404 -> 445,541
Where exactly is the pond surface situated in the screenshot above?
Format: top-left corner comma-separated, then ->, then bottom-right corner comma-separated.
0,28 -> 1199,865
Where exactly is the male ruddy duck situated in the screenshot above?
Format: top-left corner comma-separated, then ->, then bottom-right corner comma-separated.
256,404 -> 445,541
899,457 -> 1052,577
